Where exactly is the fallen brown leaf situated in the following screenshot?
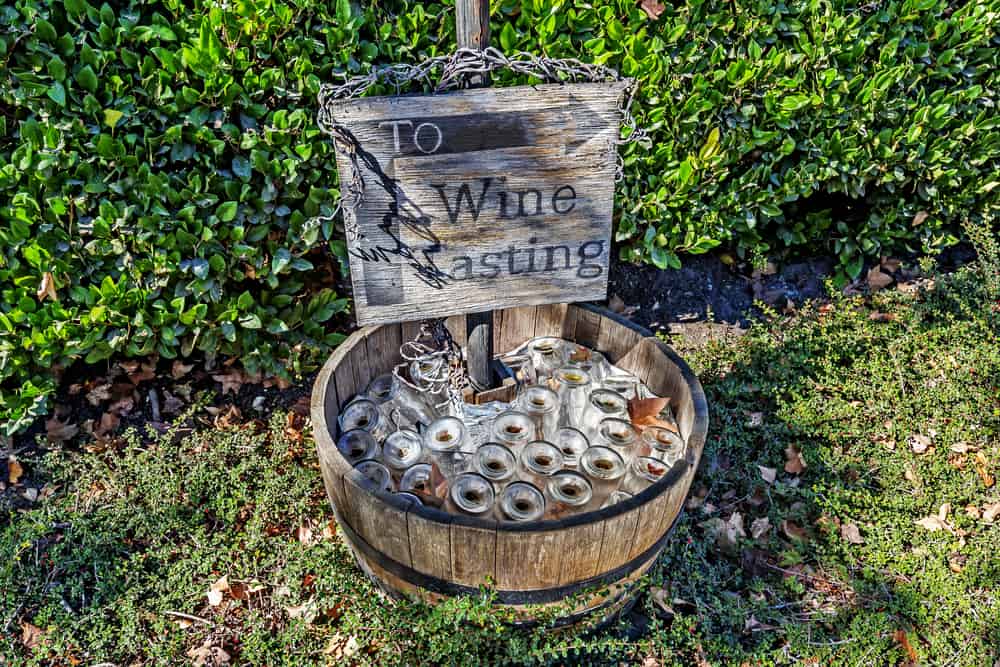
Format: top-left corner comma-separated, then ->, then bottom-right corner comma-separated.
7,457 -> 24,485
880,256 -> 902,273
909,433 -> 931,454
893,629 -> 919,666
45,414 -> 79,443
214,405 -> 242,429
628,397 -> 678,432
781,519 -> 808,541
840,522 -> 864,544
36,272 -> 58,301
162,390 -> 185,415
868,311 -> 898,322
212,367 -> 246,396
867,266 -> 893,291
608,294 -> 626,313
750,516 -> 771,540
704,512 -> 745,553
974,452 -> 995,487
21,620 -> 44,649
640,0 -> 667,20
187,638 -> 231,667
172,360 -> 195,379
206,575 -> 229,606
86,382 -> 112,406
982,502 -> 1000,523
758,465 -> 777,484
783,446 -> 806,474
912,210 -> 929,227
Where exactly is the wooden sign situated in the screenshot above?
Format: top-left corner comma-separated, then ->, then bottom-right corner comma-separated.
329,82 -> 628,326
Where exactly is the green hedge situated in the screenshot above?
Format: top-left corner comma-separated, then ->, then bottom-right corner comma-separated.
1,0 -> 997,432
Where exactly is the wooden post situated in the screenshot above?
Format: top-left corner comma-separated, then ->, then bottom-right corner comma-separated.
457,0 -> 495,390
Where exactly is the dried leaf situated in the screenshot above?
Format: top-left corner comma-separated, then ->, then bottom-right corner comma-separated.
640,0 -> 667,20
568,345 -> 591,362
982,502 -> 1000,523
36,272 -> 58,301
750,516 -> 771,540
45,415 -> 79,443
172,360 -> 195,379
704,512 -> 745,553
206,575 -> 229,606
840,523 -> 864,544
187,639 -> 231,667
758,466 -> 777,484
868,311 -> 898,322
7,457 -> 24,484
94,411 -> 121,441
21,620 -> 44,649
297,522 -> 314,545
867,266 -> 893,291
974,452 -> 995,487
893,629 -> 919,665
649,587 -> 674,620
781,519 -> 808,541
909,434 -> 931,454
628,397 -> 677,432
212,367 -> 246,396
324,634 -> 360,659
912,210 -> 929,226
214,405 -> 242,428
915,515 -> 949,532
608,294 -> 626,313
162,390 -> 185,415
86,382 -> 112,406
880,256 -> 902,273
783,446 -> 806,474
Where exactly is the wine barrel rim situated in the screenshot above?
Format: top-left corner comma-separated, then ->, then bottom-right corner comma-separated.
313,303 -> 709,534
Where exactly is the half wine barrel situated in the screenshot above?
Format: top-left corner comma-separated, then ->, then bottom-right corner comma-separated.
311,303 -> 708,626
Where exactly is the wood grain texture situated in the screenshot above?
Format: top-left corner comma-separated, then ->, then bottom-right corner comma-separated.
595,505 -> 642,572
533,303 -> 569,338
494,306 -> 538,354
330,82 -> 627,326
572,307 -> 603,350
496,527 -> 564,589
556,520 -> 606,585
406,511 -> 453,580
450,522 -> 497,588
365,322 -> 402,378
343,473 -> 413,568
595,315 -> 644,364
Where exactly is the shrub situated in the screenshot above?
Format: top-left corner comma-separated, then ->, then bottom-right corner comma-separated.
1,0 -> 997,431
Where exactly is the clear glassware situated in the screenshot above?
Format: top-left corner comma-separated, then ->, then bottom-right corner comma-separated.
355,459 -> 393,493
552,427 -> 589,468
395,491 -> 424,505
601,374 -> 639,401
563,344 -> 611,382
641,426 -> 685,464
445,472 -> 496,517
527,337 -> 565,381
580,389 -> 629,440
600,489 -> 634,509
497,481 -> 545,522
553,367 -> 592,428
621,456 -> 670,495
580,446 -> 626,509
339,398 -> 394,441
399,463 -> 434,496
423,416 -> 471,479
335,429 -> 380,465
474,443 -> 517,488
366,373 -> 436,430
592,417 -> 641,465
499,352 -> 537,386
382,429 -> 424,479
546,471 -> 593,512
517,440 -> 564,489
409,355 -> 458,417
517,386 -> 559,442
491,410 -> 534,452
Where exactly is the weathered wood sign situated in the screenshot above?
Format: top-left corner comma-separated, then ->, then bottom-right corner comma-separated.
329,82 -> 628,326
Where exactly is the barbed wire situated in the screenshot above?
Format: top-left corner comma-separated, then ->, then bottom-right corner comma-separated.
311,47 -> 648,241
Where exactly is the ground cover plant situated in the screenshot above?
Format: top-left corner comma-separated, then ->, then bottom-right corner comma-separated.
3,0 -> 998,432
3,250 -> 997,665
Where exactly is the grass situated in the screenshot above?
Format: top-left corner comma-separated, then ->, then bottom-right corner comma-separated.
2,256 -> 999,666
